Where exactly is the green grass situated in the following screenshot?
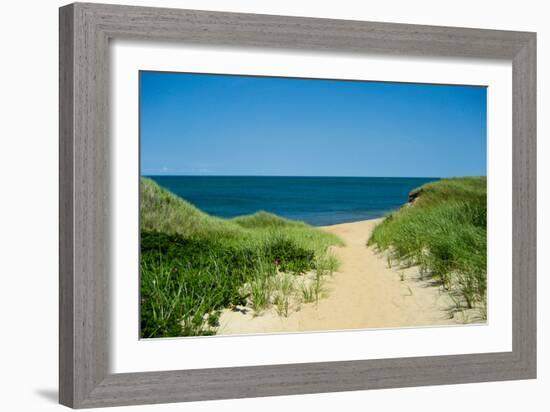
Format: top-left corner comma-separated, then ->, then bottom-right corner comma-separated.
368,177 -> 487,316
273,274 -> 295,317
140,178 -> 342,338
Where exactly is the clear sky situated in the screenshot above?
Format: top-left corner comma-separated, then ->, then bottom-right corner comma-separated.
140,71 -> 486,178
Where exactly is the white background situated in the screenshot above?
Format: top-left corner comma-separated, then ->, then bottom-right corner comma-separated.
0,1 -> 546,411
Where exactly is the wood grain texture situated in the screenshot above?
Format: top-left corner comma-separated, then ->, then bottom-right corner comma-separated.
58,2 -> 537,408
59,4 -> 75,407
60,3 -> 110,406
512,35 -> 537,374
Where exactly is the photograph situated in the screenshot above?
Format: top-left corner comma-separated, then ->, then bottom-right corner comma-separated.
139,71 -> 487,338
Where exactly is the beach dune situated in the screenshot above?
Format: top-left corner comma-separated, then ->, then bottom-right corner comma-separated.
218,218 -> 462,335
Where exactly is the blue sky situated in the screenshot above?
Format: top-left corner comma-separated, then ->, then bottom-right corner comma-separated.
140,71 -> 486,177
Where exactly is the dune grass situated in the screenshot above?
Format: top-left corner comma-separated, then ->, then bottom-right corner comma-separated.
140,178 -> 342,338
368,177 -> 487,317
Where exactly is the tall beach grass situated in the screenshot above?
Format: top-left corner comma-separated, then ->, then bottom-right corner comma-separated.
368,177 -> 487,317
140,178 -> 342,338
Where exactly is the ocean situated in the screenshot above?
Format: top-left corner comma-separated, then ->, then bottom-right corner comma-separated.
146,176 -> 439,226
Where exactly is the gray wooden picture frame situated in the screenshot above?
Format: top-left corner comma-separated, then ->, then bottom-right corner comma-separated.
59,2 -> 536,409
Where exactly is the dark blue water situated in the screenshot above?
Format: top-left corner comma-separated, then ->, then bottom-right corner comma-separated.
146,176 -> 439,226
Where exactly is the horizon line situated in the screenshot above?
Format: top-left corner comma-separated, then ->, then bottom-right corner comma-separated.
141,174 -> 485,179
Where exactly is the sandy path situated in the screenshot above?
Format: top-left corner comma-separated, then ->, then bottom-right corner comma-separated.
218,218 -> 459,335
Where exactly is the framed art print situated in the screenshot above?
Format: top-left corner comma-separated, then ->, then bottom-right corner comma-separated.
59,3 -> 536,408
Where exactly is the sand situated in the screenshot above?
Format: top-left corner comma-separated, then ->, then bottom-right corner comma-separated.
218,218 -> 465,335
